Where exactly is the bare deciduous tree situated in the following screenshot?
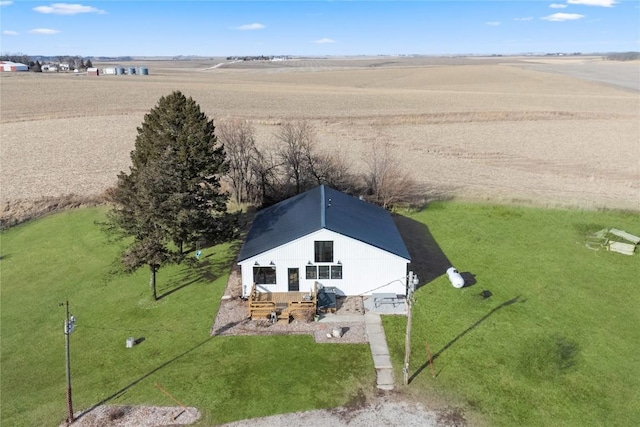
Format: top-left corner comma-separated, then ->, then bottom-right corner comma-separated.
363,140 -> 416,209
307,149 -> 357,192
217,117 -> 422,209
217,119 -> 259,204
251,147 -> 282,206
275,120 -> 317,194
274,119 -> 359,196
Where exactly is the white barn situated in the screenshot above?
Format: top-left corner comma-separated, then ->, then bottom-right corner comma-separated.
238,185 -> 411,298
1,61 -> 28,72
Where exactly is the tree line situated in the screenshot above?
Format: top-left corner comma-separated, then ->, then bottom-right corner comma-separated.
0,54 -> 93,71
106,91 -> 418,300
217,118 -> 417,210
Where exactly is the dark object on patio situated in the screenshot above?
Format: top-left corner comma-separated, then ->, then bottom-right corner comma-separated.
317,286 -> 337,313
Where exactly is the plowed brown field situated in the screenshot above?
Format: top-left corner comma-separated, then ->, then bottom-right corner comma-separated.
2,56 -> 638,210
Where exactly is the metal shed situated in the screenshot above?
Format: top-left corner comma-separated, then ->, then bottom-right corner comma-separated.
1,61 -> 29,72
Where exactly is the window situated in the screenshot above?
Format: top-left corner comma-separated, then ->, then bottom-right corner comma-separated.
314,241 -> 333,263
318,265 -> 330,279
307,264 -> 342,280
253,267 -> 276,285
305,265 -> 317,280
330,265 -> 342,279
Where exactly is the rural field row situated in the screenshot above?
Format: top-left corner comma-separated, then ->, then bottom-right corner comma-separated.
1,57 -> 638,211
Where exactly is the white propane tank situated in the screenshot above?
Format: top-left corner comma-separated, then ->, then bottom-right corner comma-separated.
446,267 -> 465,289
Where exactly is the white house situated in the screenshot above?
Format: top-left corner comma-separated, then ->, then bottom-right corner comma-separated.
238,185 -> 412,298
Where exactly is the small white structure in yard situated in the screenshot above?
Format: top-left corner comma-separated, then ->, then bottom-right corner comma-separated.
238,185 -> 412,298
0,61 -> 28,72
446,267 -> 465,288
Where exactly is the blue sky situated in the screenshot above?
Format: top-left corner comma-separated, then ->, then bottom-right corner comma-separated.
1,1 -> 638,56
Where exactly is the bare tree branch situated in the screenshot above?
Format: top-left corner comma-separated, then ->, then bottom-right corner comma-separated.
363,139 -> 417,209
217,119 -> 259,204
275,120 -> 317,194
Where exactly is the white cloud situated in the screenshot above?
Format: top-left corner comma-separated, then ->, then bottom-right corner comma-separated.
515,17 -> 534,21
485,21 -> 501,26
313,38 -> 336,44
550,3 -> 568,8
542,13 -> 585,21
33,3 -> 106,15
0,1 -> 14,6
234,23 -> 265,31
567,0 -> 617,6
29,28 -> 60,34
2,30 -> 19,35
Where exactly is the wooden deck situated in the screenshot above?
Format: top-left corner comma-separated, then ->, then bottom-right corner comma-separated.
248,284 -> 317,323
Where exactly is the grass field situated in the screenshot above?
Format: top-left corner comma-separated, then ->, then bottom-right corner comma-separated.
0,208 -> 373,426
385,202 -> 640,426
1,203 -> 639,426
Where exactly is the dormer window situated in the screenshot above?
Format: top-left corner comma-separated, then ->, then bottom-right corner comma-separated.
314,241 -> 333,263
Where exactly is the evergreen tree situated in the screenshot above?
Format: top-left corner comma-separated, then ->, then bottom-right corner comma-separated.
85,59 -> 93,68
108,91 -> 236,299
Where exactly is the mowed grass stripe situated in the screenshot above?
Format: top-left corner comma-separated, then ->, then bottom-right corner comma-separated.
384,202 -> 640,426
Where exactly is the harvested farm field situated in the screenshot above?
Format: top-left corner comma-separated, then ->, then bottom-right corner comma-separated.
1,55 -> 638,214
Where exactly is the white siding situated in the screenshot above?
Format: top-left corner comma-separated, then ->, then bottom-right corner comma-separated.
239,229 -> 409,297
1,62 -> 28,71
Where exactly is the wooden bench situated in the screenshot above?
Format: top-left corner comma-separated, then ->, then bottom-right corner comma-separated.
250,308 -> 274,320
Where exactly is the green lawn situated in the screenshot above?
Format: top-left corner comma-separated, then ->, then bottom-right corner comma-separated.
2,204 -> 639,426
0,208 -> 373,426
384,203 -> 640,426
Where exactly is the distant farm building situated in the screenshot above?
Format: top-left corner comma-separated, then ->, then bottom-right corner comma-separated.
42,64 -> 58,72
101,66 -> 149,75
87,67 -> 99,76
1,61 -> 28,72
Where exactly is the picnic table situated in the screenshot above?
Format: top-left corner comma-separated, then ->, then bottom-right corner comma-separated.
373,293 -> 401,308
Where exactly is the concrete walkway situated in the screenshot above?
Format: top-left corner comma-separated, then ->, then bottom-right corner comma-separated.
316,297 -> 397,390
365,313 -> 395,390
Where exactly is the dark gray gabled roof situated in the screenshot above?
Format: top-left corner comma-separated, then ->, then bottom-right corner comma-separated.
238,185 -> 410,261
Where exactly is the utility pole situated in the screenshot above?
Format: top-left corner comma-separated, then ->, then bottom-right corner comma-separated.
403,271 -> 418,385
60,301 -> 76,424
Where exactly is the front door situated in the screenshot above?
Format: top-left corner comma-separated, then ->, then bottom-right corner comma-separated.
288,268 -> 299,292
